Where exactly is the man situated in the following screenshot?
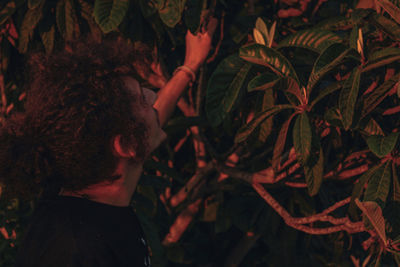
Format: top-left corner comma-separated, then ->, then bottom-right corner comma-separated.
0,18 -> 217,266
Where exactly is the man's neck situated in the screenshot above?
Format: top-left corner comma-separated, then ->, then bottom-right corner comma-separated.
59,161 -> 143,207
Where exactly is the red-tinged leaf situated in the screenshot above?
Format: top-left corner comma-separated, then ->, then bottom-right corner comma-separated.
272,112 -> 297,170
363,48 -> 400,72
369,13 -> 400,41
239,44 -> 300,84
361,118 -> 385,136
339,67 -> 361,130
247,73 -> 280,92
361,72 -> 400,118
376,0 -> 400,25
253,28 -> 266,45
0,1 -> 16,26
355,199 -> 387,245
255,17 -> 269,42
278,29 -> 342,53
285,77 -> 303,105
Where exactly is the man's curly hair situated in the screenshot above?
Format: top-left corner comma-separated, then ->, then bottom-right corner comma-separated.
0,37 -> 151,199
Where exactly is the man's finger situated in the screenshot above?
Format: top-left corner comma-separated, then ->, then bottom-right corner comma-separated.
206,17 -> 218,36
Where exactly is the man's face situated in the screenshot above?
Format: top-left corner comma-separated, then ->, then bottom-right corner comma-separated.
123,76 -> 167,156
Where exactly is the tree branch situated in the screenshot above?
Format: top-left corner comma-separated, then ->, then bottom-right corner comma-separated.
163,198 -> 203,245
252,183 -> 366,235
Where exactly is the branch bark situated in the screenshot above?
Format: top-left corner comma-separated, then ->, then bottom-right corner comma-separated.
252,183 -> 365,235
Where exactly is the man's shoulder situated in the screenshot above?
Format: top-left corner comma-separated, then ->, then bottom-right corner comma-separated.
16,196 -> 151,266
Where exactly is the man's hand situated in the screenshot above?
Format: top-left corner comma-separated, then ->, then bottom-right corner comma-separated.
184,16 -> 218,72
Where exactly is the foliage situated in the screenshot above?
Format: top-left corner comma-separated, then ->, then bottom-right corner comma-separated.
1,0 -> 400,266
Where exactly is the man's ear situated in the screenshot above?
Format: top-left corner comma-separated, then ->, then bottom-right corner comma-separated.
113,135 -> 136,158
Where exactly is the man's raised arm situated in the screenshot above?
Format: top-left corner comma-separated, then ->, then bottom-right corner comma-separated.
154,17 -> 218,127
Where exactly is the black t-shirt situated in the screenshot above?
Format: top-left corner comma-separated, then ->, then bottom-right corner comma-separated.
15,195 -> 151,267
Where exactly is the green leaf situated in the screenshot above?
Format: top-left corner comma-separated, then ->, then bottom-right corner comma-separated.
1,40 -> 10,72
393,163 -> 400,201
94,0 -> 129,33
79,0 -> 102,42
367,132 -> 400,158
0,1 -> 16,26
314,16 -> 353,31
348,164 -> 383,219
310,81 -> 343,110
307,43 -> 355,94
361,72 -> 400,118
272,112 -> 297,170
363,48 -> 400,72
304,145 -> 324,196
206,54 -> 252,127
377,0 -> 400,24
56,0 -> 76,40
239,44 -> 300,84
158,0 -> 185,28
255,17 -> 269,41
184,0 -> 202,33
28,0 -> 44,9
293,113 -> 312,165
40,25 -> 55,54
215,200 -> 232,233
258,90 -> 274,143
65,0 -> 75,40
364,161 -> 391,205
56,0 -> 66,38
339,67 -> 361,130
369,13 -> 400,41
278,77 -> 303,106
278,29 -> 342,53
18,3 -> 44,53
355,199 -> 387,245
351,8 -> 374,23
253,28 -> 266,45
234,104 -> 294,143
349,25 -> 359,51
247,73 -> 280,92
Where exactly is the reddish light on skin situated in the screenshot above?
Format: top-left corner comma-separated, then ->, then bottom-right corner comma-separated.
246,231 -> 255,237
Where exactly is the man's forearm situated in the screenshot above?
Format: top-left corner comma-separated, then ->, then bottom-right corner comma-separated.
153,68 -> 196,127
